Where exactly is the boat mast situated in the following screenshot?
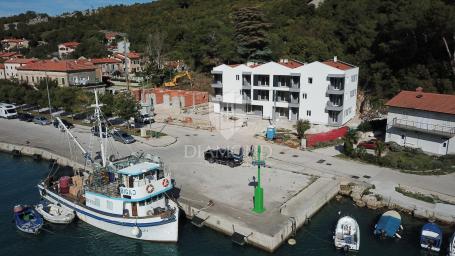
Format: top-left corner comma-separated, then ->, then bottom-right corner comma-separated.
94,90 -> 107,167
56,117 -> 92,163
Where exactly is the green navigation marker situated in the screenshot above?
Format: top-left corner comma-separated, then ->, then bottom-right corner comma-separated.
252,145 -> 265,213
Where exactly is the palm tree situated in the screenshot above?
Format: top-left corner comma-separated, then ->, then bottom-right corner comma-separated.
375,140 -> 386,157
343,129 -> 359,156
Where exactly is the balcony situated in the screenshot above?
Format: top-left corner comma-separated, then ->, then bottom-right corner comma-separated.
242,95 -> 251,103
211,81 -> 223,88
211,95 -> 223,102
242,81 -> 251,89
326,85 -> 344,95
326,101 -> 343,111
391,118 -> 455,137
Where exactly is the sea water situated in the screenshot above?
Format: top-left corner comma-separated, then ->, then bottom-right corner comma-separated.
0,152 -> 452,256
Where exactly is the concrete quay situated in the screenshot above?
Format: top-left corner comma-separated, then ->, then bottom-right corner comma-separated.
0,119 -> 340,252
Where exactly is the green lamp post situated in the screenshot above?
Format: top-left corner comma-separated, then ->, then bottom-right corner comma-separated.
252,145 -> 266,213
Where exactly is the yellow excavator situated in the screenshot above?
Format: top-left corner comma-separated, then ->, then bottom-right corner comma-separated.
163,71 -> 192,87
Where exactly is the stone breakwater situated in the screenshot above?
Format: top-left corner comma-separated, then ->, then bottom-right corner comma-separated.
339,181 -> 455,224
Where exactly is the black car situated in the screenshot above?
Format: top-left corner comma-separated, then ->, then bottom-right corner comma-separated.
91,125 -> 110,138
111,130 -> 136,144
53,119 -> 74,129
17,112 -> 34,122
204,148 -> 243,168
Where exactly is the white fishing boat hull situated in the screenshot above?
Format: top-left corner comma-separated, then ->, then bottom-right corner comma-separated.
334,216 -> 360,252
35,203 -> 75,224
38,185 -> 179,242
449,233 -> 455,256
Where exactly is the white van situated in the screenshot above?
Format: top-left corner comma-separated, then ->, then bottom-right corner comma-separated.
0,103 -> 18,119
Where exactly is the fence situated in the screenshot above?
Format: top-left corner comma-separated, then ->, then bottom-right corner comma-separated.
306,126 -> 348,147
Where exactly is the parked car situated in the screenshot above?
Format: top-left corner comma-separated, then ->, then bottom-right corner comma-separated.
358,139 -> 378,150
91,124 -> 110,138
138,113 -> 155,124
18,112 -> 34,122
53,119 -> 74,129
0,103 -> 18,119
204,148 -> 243,168
111,130 -> 136,144
33,116 -> 51,125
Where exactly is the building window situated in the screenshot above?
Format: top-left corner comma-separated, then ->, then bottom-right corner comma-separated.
236,75 -> 239,80
350,89 -> 356,98
351,75 -> 357,82
308,77 -> 313,84
443,142 -> 447,147
306,110 -> 311,116
61,78 -> 65,84
302,93 -> 307,99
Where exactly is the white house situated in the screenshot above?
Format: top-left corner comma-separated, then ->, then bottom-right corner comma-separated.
211,57 -> 359,126
385,88 -> 455,155
58,42 -> 80,59
4,58 -> 36,79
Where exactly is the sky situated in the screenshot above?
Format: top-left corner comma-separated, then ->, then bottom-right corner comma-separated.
0,0 -> 151,17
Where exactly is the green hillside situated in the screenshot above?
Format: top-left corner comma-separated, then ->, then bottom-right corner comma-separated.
1,0 -> 454,100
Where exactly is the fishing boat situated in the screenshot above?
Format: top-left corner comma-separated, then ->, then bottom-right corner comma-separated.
334,216 -> 360,252
448,232 -> 455,256
13,205 -> 44,234
37,91 -> 179,242
35,201 -> 75,224
374,210 -> 402,239
420,222 -> 442,252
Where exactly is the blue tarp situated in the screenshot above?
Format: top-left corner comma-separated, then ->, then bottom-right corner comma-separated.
374,213 -> 401,237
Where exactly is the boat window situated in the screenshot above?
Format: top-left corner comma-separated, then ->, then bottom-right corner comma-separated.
158,169 -> 164,179
106,200 -> 113,210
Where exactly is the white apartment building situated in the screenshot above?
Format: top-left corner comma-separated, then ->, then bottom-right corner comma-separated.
385,88 -> 455,155
211,57 -> 359,126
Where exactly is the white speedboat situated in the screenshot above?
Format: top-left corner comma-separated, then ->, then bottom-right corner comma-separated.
448,232 -> 455,256
334,216 -> 360,252
37,91 -> 179,242
35,202 -> 75,224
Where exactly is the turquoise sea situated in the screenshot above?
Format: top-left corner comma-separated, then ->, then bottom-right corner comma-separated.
0,152 -> 452,256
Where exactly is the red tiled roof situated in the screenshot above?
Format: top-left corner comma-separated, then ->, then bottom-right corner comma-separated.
0,52 -> 22,58
105,32 -> 119,40
4,58 -> 36,64
278,60 -> 304,69
386,90 -> 455,115
60,42 -> 80,48
1,38 -> 27,43
17,59 -> 96,72
90,58 -> 122,64
227,64 -> 240,68
322,60 -> 355,70
114,51 -> 141,59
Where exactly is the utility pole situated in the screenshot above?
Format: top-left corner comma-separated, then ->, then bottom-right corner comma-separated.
45,71 -> 53,120
252,145 -> 266,213
124,36 -> 129,91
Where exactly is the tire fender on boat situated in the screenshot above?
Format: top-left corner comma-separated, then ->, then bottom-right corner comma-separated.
146,184 -> 154,193
162,178 -> 169,187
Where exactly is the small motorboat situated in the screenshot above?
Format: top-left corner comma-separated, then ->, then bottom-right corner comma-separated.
420,222 -> 442,252
13,205 -> 43,234
35,202 -> 75,224
449,232 -> 455,256
374,210 -> 402,239
334,216 -> 360,252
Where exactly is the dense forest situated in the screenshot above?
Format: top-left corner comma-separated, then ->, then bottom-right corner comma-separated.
0,0 -> 454,101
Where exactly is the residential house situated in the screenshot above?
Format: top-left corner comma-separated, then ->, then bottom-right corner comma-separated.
58,42 -> 80,59
385,88 -> 455,155
211,57 -> 359,126
1,38 -> 29,51
17,59 -> 98,87
89,57 -> 122,78
4,58 -> 37,79
114,52 -> 143,75
0,64 -> 5,79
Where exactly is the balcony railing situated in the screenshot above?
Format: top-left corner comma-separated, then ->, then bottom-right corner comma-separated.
326,85 -> 344,95
326,101 -> 343,111
242,95 -> 251,103
211,95 -> 222,102
211,81 -> 223,88
391,118 -> 455,137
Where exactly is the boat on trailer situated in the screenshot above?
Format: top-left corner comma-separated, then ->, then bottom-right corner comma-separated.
374,210 -> 402,239
37,91 -> 179,242
35,201 -> 75,224
420,222 -> 442,253
334,216 -> 360,252
448,232 -> 455,256
14,205 -> 43,234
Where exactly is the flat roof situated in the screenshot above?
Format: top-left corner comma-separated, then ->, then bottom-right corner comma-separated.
116,162 -> 160,176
